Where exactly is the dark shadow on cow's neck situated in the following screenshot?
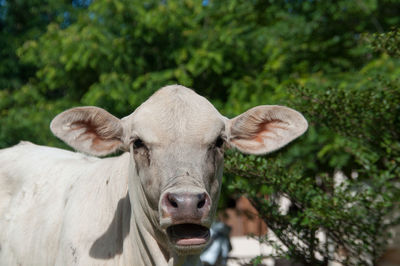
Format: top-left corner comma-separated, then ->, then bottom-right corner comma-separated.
89,193 -> 131,259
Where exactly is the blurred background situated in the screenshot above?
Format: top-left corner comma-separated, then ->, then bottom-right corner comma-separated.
1,0 -> 400,265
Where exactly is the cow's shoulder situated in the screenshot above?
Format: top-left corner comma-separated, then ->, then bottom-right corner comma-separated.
0,141 -> 128,201
0,142 -> 131,265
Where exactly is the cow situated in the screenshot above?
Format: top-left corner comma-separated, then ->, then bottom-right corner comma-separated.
0,85 -> 308,265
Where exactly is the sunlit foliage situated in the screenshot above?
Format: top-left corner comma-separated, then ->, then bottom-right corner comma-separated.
1,0 -> 400,264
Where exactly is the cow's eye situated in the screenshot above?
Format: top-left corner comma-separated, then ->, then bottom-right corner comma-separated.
133,138 -> 145,149
215,136 -> 224,148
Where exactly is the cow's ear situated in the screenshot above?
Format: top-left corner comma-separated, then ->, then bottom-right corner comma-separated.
50,107 -> 125,156
226,105 -> 308,155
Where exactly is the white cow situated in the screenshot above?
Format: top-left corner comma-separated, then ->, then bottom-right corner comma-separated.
0,85 -> 307,265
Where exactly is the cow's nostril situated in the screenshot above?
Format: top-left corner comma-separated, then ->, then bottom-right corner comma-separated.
197,193 -> 206,209
197,199 -> 205,209
168,194 -> 178,208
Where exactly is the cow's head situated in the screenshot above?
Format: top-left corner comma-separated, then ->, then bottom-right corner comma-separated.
50,85 -> 307,255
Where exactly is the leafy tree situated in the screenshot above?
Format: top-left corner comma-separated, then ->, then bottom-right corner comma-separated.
367,27 -> 400,57
224,20 -> 400,266
0,0 -> 90,147
225,74 -> 400,264
1,0 -> 400,265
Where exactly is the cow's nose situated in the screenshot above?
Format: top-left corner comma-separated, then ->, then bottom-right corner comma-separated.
167,192 -> 208,210
162,192 -> 211,221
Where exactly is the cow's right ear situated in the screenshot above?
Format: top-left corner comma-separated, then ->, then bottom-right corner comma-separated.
50,107 -> 125,156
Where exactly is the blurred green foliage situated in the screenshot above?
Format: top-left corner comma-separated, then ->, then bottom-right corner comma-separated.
366,27 -> 400,57
1,0 -> 400,265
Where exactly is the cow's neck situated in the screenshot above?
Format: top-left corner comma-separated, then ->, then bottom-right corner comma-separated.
127,152 -> 201,266
126,152 -> 167,265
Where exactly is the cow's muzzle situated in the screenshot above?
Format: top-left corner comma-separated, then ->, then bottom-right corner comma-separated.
160,190 -> 212,253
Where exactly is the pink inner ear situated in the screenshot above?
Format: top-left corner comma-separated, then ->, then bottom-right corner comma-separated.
230,119 -> 290,153
91,138 -> 122,153
246,119 -> 289,143
231,138 -> 264,152
71,121 -> 122,153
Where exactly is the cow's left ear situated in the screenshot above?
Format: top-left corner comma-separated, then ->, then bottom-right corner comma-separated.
226,105 -> 308,155
50,106 -> 125,156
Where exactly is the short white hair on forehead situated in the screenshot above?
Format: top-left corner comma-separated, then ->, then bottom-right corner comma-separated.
125,85 -> 225,143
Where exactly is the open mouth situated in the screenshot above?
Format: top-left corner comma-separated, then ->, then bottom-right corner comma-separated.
166,223 -> 210,246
